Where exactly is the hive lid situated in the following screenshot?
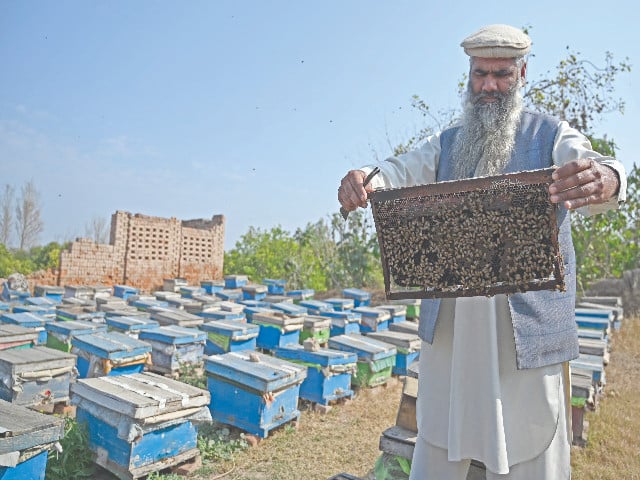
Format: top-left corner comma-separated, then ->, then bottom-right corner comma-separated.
70,371 -> 210,419
0,346 -> 76,374
0,399 -> 65,454
274,344 -> 358,367
71,331 -> 151,359
364,331 -> 421,351
204,350 -> 307,392
200,319 -> 259,338
45,320 -> 107,336
328,334 -> 397,361
138,325 -> 206,344
0,324 -> 39,343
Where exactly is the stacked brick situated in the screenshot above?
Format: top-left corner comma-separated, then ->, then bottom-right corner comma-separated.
55,211 -> 225,292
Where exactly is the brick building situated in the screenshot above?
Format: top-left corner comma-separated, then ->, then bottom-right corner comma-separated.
56,211 -> 225,292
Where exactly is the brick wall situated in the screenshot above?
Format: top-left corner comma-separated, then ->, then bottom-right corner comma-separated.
56,210 -> 225,292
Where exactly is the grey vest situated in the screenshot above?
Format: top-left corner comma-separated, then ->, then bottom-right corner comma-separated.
418,110 -> 579,369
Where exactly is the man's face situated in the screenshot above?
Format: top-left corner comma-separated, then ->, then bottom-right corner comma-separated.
469,57 -> 524,102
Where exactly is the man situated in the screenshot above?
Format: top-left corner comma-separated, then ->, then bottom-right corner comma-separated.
338,24 -> 627,480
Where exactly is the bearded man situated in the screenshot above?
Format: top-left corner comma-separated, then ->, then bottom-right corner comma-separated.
338,24 -> 627,480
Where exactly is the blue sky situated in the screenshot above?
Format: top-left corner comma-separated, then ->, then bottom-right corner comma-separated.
1,1 -> 637,250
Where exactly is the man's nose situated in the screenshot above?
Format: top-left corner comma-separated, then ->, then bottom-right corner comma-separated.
481,75 -> 499,92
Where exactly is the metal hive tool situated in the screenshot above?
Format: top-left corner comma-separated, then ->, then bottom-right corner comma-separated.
369,167 -> 565,300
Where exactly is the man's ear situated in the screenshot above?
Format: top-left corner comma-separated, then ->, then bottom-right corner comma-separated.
520,62 -> 527,86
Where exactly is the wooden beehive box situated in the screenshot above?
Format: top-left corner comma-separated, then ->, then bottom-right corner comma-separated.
369,168 -> 564,299
328,334 -> 396,388
71,372 -> 210,479
0,346 -> 76,407
138,326 -> 206,374
71,331 -> 151,378
199,319 -> 259,355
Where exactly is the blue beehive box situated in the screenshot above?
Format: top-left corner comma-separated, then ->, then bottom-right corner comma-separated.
324,297 -> 355,312
0,325 -> 37,350
239,299 -> 271,309
328,334 -> 397,388
129,295 -> 170,311
179,285 -> 206,298
364,330 -> 421,376
215,288 -> 243,302
11,304 -> 55,319
274,343 -> 356,406
243,306 -> 272,322
198,309 -> 246,322
0,346 -> 76,408
113,284 -> 140,300
376,304 -> 407,324
200,280 -> 225,295
0,312 -> 50,344
300,315 -> 332,345
0,399 -> 65,480
105,315 -> 160,338
25,295 -> 58,309
286,289 -> 315,303
138,326 -> 206,374
224,275 -> 248,289
200,320 -> 259,355
321,310 -> 362,336
55,307 -> 105,322
45,320 -> 107,352
241,283 -> 268,301
71,331 -> 151,378
570,353 -> 605,385
270,302 -> 308,317
0,302 -> 9,312
353,307 -> 391,333
575,307 -> 613,331
205,351 -> 306,438
263,278 -> 287,295
250,311 -> 304,350
33,285 -> 64,303
342,288 -> 371,307
150,306 -> 204,328
299,299 -> 333,315
71,372 -> 210,480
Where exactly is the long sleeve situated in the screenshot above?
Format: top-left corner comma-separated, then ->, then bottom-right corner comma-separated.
552,121 -> 627,216
361,132 -> 442,190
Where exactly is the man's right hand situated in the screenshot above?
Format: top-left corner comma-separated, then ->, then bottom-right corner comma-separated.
338,170 -> 372,213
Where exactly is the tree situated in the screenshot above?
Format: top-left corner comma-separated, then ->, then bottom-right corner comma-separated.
0,184 -> 14,247
84,216 -> 110,244
15,180 -> 44,250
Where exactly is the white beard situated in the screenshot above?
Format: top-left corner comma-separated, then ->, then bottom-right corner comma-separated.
451,83 -> 524,179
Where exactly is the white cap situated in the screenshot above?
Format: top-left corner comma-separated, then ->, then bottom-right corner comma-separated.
461,24 -> 531,58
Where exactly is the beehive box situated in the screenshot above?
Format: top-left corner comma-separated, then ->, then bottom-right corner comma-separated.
197,309 -> 246,322
0,324 -> 38,350
262,278 -> 287,295
138,326 -> 206,374
0,399 -> 65,480
299,299 -> 334,315
224,275 -> 248,289
11,304 -> 55,318
214,288 -> 243,302
149,307 -> 204,328
105,316 -> 160,338
71,372 -> 210,479
33,285 -> 64,303
299,315 -> 332,345
320,310 -> 361,337
352,307 -> 391,333
205,351 -> 306,438
364,331 -> 421,376
163,277 -> 188,293
55,307 -> 104,322
274,343 -> 356,406
1,312 -> 50,345
270,301 -> 308,317
328,334 -> 396,388
200,279 -> 225,295
369,168 -> 565,299
375,304 -> 407,324
128,296 -> 169,311
250,311 -> 304,350
285,289 -> 315,303
241,283 -> 268,301
113,285 -> 140,301
71,331 -> 151,378
45,320 -> 108,352
342,288 -> 371,307
323,297 -> 355,311
0,346 -> 76,407
199,319 -> 259,355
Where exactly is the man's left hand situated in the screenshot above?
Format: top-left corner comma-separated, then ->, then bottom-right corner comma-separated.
549,158 -> 619,210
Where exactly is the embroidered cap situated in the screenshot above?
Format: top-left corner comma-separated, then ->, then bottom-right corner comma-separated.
461,24 -> 531,58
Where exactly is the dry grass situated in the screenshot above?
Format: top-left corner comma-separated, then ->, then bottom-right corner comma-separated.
206,380 -> 403,480
191,315 -> 640,480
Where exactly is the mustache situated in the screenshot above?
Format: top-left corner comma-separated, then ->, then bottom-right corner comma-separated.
473,91 -> 506,103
